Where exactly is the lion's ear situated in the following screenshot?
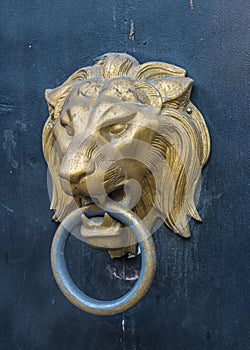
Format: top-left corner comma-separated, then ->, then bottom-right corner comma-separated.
152,77 -> 193,109
45,85 -> 71,107
45,84 -> 73,119
135,62 -> 186,80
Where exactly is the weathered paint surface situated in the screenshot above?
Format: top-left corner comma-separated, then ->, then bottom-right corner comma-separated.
0,0 -> 249,349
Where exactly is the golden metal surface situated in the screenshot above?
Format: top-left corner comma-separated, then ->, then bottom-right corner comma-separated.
42,52 -> 210,258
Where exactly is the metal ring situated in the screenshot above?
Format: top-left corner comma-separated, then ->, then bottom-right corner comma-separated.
51,204 -> 156,316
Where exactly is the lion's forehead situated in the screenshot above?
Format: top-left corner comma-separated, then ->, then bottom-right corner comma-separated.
64,91 -> 156,132
67,77 -> 145,109
70,77 -> 137,98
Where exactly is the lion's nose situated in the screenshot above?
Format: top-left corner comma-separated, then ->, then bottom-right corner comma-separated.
68,170 -> 87,184
59,162 -> 95,184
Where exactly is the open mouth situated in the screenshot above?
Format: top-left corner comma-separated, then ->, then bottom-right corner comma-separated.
73,186 -> 137,252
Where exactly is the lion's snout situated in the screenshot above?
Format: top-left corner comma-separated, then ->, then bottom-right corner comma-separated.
60,166 -> 90,184
59,157 -> 96,196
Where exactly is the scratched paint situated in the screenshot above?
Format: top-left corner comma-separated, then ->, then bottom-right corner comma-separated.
2,129 -> 18,169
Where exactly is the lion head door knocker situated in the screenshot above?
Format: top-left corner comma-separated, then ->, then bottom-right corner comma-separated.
42,53 -> 210,315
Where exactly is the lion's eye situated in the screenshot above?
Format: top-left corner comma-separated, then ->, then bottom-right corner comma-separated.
108,123 -> 128,135
65,125 -> 74,136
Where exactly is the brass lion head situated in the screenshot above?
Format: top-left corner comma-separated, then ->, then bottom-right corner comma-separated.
42,53 -> 210,258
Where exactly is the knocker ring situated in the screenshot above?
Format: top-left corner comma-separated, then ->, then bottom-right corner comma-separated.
51,204 -> 156,316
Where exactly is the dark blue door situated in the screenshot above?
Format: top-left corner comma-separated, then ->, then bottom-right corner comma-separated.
0,0 -> 249,349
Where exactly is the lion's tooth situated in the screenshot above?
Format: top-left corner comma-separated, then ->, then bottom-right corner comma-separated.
103,213 -> 113,227
93,194 -> 107,205
81,197 -> 93,207
81,213 -> 95,228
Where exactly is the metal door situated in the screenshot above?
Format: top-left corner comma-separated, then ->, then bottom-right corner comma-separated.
0,0 -> 249,348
